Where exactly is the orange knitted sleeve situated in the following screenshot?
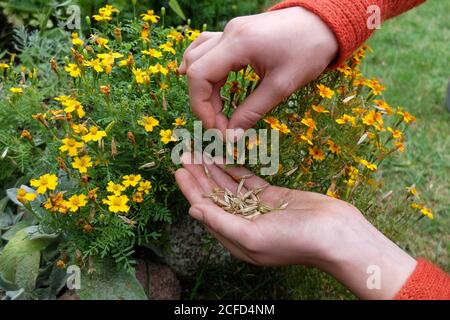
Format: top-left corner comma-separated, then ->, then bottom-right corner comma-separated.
394,259 -> 450,300
269,0 -> 426,66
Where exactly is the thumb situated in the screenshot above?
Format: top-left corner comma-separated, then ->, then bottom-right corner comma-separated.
228,70 -> 295,132
188,204 -> 251,242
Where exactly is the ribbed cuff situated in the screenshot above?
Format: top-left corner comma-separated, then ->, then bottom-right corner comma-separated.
269,0 -> 377,67
394,259 -> 450,300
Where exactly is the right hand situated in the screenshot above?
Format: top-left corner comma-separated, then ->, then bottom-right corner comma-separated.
179,7 -> 339,137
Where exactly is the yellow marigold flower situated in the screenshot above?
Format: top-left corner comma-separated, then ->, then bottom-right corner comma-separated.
326,189 -> 339,199
387,127 -> 402,139
274,123 -> 291,134
186,29 -> 201,41
397,109 -> 416,124
64,63 -> 81,78
243,71 -> 260,82
132,192 -> 144,203
84,58 -> 104,73
159,82 -> 169,90
30,173 -> 58,194
316,84 -> 334,99
16,188 -> 37,203
336,64 -> 352,77
142,49 -> 163,58
59,138 -> 84,157
407,185 -> 418,197
336,114 -> 357,126
148,63 -> 168,76
351,107 -> 365,115
138,180 -> 152,194
54,95 -> 71,102
66,194 -> 87,212
359,159 -> 377,171
138,116 -> 159,132
92,4 -> 119,22
312,105 -> 329,114
347,166 -> 359,184
263,117 -> 280,128
141,24 -> 150,42
301,117 -> 317,130
366,79 -> 385,95
71,123 -> 88,135
56,260 -> 66,269
71,32 -> 84,46
394,141 -> 405,152
82,126 -> 107,142
107,181 -> 126,195
309,147 -> 325,161
173,118 -> 186,126
119,53 -> 134,67
0,63 -> 10,69
263,117 -> 290,134
94,37 -> 110,49
102,195 -> 130,213
374,99 -> 394,115
300,134 -> 313,146
44,192 -> 67,213
159,42 -> 176,55
123,174 -> 142,188
327,140 -> 341,155
362,110 -> 384,130
160,129 -> 177,144
167,29 -> 184,42
10,87 -> 23,94
166,62 -> 177,74
141,9 -> 160,23
420,207 -> 433,220
60,98 -> 85,118
97,52 -> 123,73
20,129 -> 33,142
132,68 -> 148,84
71,155 -> 93,173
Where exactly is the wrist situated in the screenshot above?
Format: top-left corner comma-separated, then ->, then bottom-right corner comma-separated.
317,209 -> 417,299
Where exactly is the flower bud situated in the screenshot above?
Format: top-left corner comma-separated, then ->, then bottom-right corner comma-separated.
127,131 -> 136,144
161,7 -> 166,17
85,16 -> 91,27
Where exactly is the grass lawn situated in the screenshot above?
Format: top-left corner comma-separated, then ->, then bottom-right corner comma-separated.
362,0 -> 449,270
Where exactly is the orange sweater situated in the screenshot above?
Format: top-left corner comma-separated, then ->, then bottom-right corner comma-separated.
270,0 -> 450,300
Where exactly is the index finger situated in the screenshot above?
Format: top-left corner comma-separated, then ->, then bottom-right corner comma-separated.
186,42 -> 247,131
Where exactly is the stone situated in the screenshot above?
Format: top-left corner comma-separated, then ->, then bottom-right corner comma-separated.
135,260 -> 181,300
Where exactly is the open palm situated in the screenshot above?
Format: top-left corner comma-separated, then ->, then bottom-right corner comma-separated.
175,153 -> 363,267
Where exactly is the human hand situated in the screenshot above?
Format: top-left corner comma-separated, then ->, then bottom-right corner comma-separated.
175,154 -> 417,299
179,7 -> 339,137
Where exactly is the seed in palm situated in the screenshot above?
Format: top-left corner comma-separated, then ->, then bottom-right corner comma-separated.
203,175 -> 288,219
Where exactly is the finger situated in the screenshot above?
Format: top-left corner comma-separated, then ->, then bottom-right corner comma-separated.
205,162 -> 247,194
211,80 -> 229,135
180,152 -> 216,193
179,32 -> 221,74
175,168 -> 209,205
187,42 -> 247,129
213,160 -> 268,190
228,69 -> 295,131
189,203 -> 252,244
180,34 -> 221,74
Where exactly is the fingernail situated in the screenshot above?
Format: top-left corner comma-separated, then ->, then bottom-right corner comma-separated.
189,207 -> 202,220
